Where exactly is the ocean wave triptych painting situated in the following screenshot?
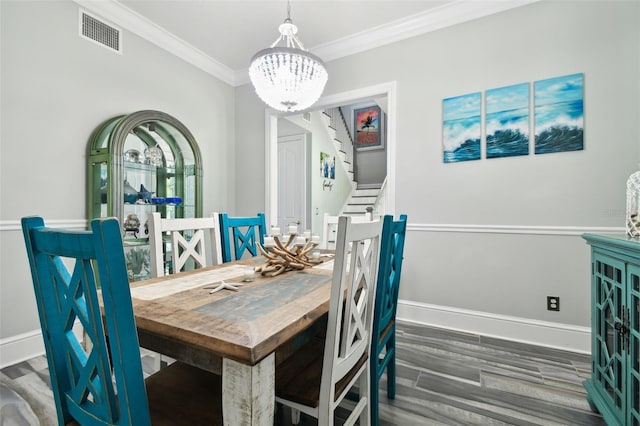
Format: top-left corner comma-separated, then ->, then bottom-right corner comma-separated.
442,73 -> 584,163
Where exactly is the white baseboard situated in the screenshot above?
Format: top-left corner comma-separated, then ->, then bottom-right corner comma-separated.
397,299 -> 591,354
0,330 -> 45,369
0,321 -> 84,369
0,301 -> 591,368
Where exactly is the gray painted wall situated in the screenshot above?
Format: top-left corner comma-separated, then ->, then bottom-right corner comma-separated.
234,1 -> 640,328
0,1 -> 235,340
2,0 -> 638,357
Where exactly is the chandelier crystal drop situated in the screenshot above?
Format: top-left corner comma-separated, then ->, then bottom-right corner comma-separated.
249,2 -> 328,112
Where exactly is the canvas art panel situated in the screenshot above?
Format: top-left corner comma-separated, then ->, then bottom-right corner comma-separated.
534,73 -> 584,154
486,83 -> 530,159
442,92 -> 482,163
354,105 -> 383,150
320,151 -> 335,179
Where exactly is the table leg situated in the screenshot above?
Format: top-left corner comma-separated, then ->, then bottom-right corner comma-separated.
222,353 -> 275,425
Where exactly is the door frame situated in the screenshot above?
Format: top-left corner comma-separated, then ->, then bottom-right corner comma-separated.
264,81 -> 397,227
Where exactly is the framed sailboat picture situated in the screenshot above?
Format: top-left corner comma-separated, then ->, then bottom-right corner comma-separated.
354,105 -> 383,151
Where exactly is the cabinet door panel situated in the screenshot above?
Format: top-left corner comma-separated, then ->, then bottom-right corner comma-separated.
592,252 -> 626,423
628,264 -> 640,426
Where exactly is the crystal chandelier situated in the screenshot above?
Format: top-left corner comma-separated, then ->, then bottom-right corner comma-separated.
249,1 -> 328,112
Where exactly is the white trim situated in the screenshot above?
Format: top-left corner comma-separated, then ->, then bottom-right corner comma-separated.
233,1 -> 538,85
0,330 -> 45,369
72,0 -> 236,85
73,0 -> 536,87
1,322 -> 84,369
265,81 -> 397,228
0,219 -> 88,232
397,299 -> 591,354
408,223 -> 625,236
0,302 -> 591,368
313,0 -> 538,63
2,220 -> 620,236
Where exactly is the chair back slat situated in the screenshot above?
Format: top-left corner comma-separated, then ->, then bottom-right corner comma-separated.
321,213 -> 377,249
320,216 -> 382,421
218,213 -> 267,262
148,212 -> 223,276
372,215 -> 407,345
370,214 -> 407,426
22,216 -> 151,426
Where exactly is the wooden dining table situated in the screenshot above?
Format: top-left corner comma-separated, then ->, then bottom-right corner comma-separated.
127,255 -> 335,425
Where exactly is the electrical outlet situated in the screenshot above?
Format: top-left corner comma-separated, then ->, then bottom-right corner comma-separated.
547,296 -> 560,311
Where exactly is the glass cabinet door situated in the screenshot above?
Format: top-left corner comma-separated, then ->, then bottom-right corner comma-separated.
87,110 -> 203,281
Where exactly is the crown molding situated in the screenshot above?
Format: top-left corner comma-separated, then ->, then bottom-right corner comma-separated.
75,0 -> 537,88
312,0 -> 538,63
235,0 -> 538,86
73,0 -> 236,86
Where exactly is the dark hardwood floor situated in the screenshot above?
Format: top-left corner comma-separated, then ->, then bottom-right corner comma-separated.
1,321 -> 603,425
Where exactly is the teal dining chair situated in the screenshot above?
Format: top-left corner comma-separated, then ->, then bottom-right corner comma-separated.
370,214 -> 407,425
21,216 -> 222,425
218,212 -> 267,262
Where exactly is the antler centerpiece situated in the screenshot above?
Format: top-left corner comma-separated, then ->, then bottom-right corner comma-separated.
256,225 -> 322,277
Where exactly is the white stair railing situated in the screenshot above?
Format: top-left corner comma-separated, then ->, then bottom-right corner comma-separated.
372,178 -> 388,217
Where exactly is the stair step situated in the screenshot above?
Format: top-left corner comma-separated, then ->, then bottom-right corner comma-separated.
352,189 -> 379,197
349,196 -> 377,204
344,204 -> 372,214
357,183 -> 383,190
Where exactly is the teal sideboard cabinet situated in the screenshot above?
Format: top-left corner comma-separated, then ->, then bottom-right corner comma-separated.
582,234 -> 640,426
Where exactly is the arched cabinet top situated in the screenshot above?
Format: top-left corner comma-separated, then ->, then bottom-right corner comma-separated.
87,110 -> 204,281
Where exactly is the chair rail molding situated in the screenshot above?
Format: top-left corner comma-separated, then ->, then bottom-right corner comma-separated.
0,219 -> 88,232
408,223 -> 625,236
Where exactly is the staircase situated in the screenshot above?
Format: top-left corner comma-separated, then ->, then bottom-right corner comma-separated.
321,107 -> 385,217
341,185 -> 382,216
321,108 -> 355,184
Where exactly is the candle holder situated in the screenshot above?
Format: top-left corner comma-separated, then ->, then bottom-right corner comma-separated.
256,232 -> 322,277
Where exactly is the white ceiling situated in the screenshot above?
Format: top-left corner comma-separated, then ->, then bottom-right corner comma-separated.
77,0 -> 536,85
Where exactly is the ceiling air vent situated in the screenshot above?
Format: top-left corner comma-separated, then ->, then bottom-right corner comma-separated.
79,10 -> 122,54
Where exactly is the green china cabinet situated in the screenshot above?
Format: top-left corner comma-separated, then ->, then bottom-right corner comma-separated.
87,110 -> 203,281
583,234 -> 640,426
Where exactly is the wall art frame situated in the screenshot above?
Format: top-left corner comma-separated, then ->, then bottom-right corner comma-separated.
534,73 -> 584,155
354,105 -> 383,151
442,92 -> 482,163
486,82 -> 530,159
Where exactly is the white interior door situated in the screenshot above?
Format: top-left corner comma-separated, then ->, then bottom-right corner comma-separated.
278,134 -> 307,232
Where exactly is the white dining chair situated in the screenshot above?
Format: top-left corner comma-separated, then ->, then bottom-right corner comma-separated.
276,216 -> 382,425
148,212 -> 223,277
147,212 -> 224,369
321,212 -> 377,250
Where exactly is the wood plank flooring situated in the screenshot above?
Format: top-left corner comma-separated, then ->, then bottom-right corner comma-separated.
0,321 -> 604,425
